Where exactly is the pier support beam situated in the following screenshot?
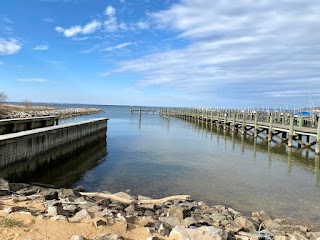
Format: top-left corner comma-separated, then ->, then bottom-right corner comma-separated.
288,118 -> 294,148
316,122 -> 320,155
268,116 -> 273,142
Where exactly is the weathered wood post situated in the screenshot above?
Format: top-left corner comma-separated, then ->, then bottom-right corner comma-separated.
316,122 -> 320,155
223,113 -> 227,130
241,114 -> 246,135
211,110 -> 213,126
139,107 -> 141,117
254,112 -> 258,137
298,115 -> 303,127
268,116 -> 273,141
232,114 -> 236,132
288,117 -> 294,148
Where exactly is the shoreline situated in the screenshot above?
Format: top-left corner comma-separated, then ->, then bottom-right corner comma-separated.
0,104 -> 103,119
0,179 -> 318,240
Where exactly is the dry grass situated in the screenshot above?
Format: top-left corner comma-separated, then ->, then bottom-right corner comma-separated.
0,216 -> 20,228
0,104 -> 56,113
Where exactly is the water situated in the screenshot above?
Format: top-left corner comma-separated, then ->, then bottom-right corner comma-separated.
9,104 -> 320,228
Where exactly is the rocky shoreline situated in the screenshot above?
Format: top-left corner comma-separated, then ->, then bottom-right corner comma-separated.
0,106 -> 103,119
0,179 -> 318,240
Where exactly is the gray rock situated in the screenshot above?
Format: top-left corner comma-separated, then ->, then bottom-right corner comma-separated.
74,209 -> 93,220
70,235 -> 84,240
51,215 -> 69,221
234,216 -> 256,231
94,219 -> 107,227
43,191 -> 58,201
169,225 -> 224,240
281,225 -> 309,234
47,206 -> 59,216
94,233 -> 123,240
4,206 -> 25,214
0,178 -> 10,191
158,223 -> 172,236
63,204 -> 77,213
273,236 -> 287,240
9,183 -> 31,192
287,231 -> 308,240
263,219 -> 282,231
252,211 -> 271,222
144,209 -> 155,217
159,216 -> 181,227
59,188 -> 81,198
114,191 -> 135,200
228,208 -> 242,218
306,232 -> 320,240
210,212 -> 227,222
124,205 -> 135,215
168,205 -> 185,222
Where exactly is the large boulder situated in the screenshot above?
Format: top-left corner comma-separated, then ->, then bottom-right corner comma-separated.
169,225 -> 225,240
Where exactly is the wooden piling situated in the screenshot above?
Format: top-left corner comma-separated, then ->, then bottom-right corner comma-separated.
288,118 -> 294,148
268,116 -> 273,142
316,122 -> 320,155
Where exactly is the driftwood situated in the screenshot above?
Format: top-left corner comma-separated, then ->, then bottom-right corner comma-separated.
79,192 -> 190,205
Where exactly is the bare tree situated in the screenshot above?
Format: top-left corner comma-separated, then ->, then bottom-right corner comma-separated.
0,92 -> 7,104
22,98 -> 32,109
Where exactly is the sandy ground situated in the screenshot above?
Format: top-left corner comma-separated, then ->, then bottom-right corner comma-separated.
0,198 -> 175,240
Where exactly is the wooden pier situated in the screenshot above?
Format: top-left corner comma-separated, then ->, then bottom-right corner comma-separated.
158,108 -> 320,155
130,107 -> 158,115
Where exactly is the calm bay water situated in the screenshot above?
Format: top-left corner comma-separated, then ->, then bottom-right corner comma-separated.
19,104 -> 320,228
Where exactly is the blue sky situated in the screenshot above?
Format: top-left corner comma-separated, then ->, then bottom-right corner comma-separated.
1,0 -> 320,108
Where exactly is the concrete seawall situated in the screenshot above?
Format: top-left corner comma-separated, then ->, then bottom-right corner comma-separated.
0,116 -> 58,135
0,118 -> 108,167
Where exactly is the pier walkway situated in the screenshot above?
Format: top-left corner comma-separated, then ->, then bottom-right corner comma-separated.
157,108 -> 320,155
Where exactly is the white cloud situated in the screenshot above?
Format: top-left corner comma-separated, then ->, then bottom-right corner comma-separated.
0,38 -> 21,55
56,5 -> 149,38
32,44 -> 49,51
17,78 -> 49,83
55,20 -> 101,37
102,42 -> 133,51
104,6 -> 116,17
111,0 -> 320,106
43,18 -> 55,23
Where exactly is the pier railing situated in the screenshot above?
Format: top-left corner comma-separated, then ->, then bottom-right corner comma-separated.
158,108 -> 320,155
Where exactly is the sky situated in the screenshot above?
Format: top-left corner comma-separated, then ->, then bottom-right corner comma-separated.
0,0 -> 320,108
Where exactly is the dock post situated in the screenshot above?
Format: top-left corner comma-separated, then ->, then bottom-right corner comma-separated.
316,122 -> 320,155
254,112 -> 258,137
232,114 -> 236,132
298,115 -> 303,127
268,116 -> 273,141
241,114 -> 246,135
223,113 -> 227,130
288,118 -> 294,148
210,110 -> 213,126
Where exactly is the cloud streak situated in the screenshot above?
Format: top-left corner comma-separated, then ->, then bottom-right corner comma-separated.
113,0 -> 320,106
55,20 -> 101,37
102,42 -> 133,51
56,5 -> 150,38
32,44 -> 49,51
17,78 -> 49,83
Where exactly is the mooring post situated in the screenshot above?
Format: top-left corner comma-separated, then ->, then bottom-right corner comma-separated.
316,122 -> 320,155
242,114 -> 246,135
232,114 -> 236,132
211,110 -> 213,126
254,112 -> 258,138
224,113 -> 227,130
298,115 -> 303,127
268,116 -> 273,142
288,117 -> 294,148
